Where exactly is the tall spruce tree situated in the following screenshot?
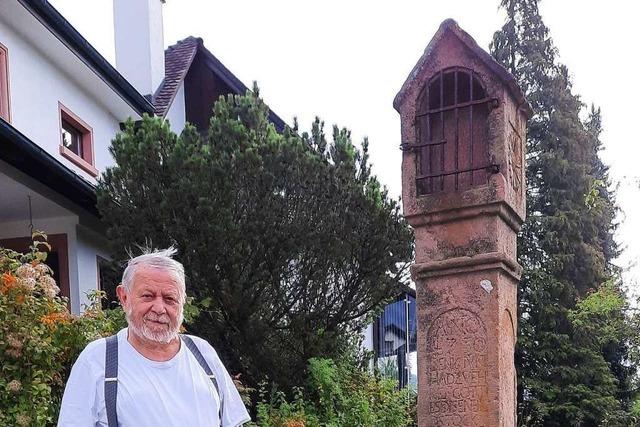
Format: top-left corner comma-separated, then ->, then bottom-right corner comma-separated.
491,1 -> 635,425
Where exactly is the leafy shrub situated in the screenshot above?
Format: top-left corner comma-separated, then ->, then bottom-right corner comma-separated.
0,234 -> 125,426
631,398 -> 640,425
251,353 -> 416,427
254,386 -> 317,427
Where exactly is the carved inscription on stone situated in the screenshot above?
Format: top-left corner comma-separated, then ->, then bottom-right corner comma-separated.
507,121 -> 523,197
426,309 -> 488,426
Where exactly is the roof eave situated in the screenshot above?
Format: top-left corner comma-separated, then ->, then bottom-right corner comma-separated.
19,0 -> 155,117
0,118 -> 99,216
154,38 -> 201,118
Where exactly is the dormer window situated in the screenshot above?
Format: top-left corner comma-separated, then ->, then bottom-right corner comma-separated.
0,43 -> 9,122
413,67 -> 496,195
58,103 -> 97,176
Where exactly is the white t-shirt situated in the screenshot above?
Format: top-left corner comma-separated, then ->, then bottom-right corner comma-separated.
57,328 -> 251,427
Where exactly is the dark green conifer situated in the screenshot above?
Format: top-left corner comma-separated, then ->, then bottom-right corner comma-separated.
97,91 -> 414,392
491,1 -> 635,424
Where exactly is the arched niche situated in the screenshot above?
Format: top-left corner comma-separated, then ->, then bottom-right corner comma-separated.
413,67 -> 498,195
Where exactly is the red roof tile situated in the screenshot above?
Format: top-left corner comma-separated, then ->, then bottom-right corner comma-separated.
153,36 -> 200,117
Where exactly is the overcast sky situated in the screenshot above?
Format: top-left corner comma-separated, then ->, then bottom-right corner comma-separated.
50,0 -> 640,294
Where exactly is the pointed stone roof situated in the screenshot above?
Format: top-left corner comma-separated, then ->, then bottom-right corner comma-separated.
393,19 -> 532,117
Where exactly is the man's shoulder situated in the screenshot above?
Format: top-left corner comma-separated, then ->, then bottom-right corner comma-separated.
75,330 -> 124,367
79,335 -> 107,361
182,333 -> 215,351
181,334 -> 221,362
65,333 -> 115,386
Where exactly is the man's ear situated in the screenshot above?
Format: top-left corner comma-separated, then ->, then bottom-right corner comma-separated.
116,284 -> 128,307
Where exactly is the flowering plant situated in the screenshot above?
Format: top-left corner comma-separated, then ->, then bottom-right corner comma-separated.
0,233 -> 124,426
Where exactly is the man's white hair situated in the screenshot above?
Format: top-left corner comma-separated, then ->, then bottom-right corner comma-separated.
121,246 -> 186,303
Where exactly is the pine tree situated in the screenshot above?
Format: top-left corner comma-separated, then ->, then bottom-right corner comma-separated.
97,91 -> 414,392
491,0 -> 635,424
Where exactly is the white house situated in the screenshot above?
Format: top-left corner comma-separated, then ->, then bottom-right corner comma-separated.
0,0 -> 283,313
0,0 -> 154,313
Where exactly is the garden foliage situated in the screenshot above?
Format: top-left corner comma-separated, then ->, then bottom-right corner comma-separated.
97,89 -> 414,390
0,234 -> 124,426
251,354 -> 416,427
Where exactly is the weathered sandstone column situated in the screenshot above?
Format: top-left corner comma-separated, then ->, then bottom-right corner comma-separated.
393,19 -> 531,427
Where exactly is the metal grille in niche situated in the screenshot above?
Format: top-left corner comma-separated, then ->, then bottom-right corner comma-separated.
404,67 -> 499,195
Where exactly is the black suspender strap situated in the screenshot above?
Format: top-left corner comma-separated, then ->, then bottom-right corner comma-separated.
104,335 -> 119,427
181,335 -> 224,424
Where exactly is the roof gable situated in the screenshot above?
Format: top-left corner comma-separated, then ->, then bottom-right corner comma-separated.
394,19 -> 531,117
154,37 -> 286,132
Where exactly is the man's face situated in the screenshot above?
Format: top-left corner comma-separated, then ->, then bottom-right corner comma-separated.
117,265 -> 184,343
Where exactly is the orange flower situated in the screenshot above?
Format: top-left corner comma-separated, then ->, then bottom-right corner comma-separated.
15,294 -> 26,305
1,272 -> 17,294
2,271 -> 17,285
40,311 -> 70,327
284,420 -> 306,427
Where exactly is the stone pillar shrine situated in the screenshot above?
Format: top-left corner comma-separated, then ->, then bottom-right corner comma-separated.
393,20 -> 532,427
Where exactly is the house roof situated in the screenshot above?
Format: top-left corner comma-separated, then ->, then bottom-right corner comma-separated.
394,19 -> 532,118
0,118 -> 98,216
18,0 -> 155,117
154,36 -> 287,132
153,37 -> 200,118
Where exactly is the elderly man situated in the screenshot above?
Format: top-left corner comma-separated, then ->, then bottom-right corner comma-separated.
58,248 -> 250,427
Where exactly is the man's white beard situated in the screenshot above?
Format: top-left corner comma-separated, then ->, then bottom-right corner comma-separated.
126,307 -> 183,344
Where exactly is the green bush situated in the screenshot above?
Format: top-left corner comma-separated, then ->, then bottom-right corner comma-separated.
0,234 -> 125,426
252,353 -> 416,427
630,398 -> 640,425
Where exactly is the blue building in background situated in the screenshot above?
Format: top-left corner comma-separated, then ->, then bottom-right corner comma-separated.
371,287 -> 417,389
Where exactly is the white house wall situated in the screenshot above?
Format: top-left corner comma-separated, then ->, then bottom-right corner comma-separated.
0,18 -> 122,184
0,215 -> 77,242
76,226 -> 110,312
362,323 -> 374,352
165,82 -> 186,134
361,323 -> 375,372
0,5 -> 139,312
